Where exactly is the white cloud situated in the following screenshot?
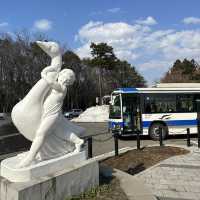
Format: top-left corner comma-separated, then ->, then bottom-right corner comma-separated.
183,17 -> 200,24
34,19 -> 52,31
6,31 -> 16,38
0,22 -> 8,27
138,60 -> 174,84
136,16 -> 157,26
90,7 -> 121,16
75,19 -> 200,83
139,60 -> 172,72
107,8 -> 121,13
76,43 -> 91,59
75,20 -> 150,61
77,21 -> 143,43
115,50 -> 140,61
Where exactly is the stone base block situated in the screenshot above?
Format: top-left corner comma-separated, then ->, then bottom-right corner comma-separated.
0,158 -> 99,200
1,151 -> 86,182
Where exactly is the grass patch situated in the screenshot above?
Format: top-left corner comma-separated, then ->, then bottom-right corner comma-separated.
65,184 -> 111,200
65,175 -> 128,200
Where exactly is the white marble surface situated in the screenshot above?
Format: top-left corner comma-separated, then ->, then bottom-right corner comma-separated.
1,151 -> 86,182
9,41 -> 84,168
0,158 -> 99,200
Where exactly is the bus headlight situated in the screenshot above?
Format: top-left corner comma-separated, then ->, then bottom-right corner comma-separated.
113,123 -> 121,130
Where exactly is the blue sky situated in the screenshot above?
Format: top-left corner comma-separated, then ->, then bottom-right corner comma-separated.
1,0 -> 200,84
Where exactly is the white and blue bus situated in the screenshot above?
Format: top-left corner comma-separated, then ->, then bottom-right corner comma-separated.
109,83 -> 200,140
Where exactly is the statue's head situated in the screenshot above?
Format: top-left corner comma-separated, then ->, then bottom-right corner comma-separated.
36,41 -> 61,58
58,69 -> 75,86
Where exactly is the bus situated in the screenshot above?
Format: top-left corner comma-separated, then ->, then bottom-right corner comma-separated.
109,83 -> 200,140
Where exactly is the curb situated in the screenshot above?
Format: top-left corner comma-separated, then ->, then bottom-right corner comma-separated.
113,168 -> 157,200
94,146 -> 135,161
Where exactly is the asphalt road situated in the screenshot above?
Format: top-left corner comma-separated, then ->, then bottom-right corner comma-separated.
0,116 -> 17,136
0,119 -> 197,158
75,122 -> 197,156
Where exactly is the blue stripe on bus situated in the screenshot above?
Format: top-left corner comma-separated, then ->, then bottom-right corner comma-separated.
118,88 -> 138,93
109,121 -> 124,128
143,119 -> 198,128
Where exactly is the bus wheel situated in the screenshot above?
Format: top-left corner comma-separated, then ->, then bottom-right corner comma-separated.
149,123 -> 168,140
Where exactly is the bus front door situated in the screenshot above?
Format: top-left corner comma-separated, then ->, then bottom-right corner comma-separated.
196,99 -> 200,134
122,94 -> 141,134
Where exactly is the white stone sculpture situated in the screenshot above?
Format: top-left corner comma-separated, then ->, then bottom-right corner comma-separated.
10,41 -> 85,168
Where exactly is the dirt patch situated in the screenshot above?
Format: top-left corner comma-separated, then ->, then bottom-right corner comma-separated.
102,146 -> 189,175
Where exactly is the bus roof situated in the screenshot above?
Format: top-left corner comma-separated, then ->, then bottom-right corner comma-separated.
156,83 -> 200,88
113,87 -> 200,94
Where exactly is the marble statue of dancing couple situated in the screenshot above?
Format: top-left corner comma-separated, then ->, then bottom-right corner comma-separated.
11,41 -> 84,168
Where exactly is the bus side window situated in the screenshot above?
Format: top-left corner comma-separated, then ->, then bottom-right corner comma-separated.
159,103 -> 164,113
151,103 -> 157,113
144,94 -> 176,113
177,94 -> 194,112
145,103 -> 151,113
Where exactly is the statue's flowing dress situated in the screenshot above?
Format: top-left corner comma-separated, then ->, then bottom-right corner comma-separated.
11,78 -> 85,160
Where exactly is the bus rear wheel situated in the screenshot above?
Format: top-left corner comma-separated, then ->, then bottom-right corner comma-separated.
149,123 -> 168,140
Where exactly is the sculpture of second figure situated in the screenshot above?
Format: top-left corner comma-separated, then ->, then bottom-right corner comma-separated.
11,41 -> 85,168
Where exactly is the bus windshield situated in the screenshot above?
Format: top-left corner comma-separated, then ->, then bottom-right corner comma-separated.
109,94 -> 121,119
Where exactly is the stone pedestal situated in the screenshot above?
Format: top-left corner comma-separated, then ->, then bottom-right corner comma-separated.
1,151 -> 86,182
0,158 -> 99,200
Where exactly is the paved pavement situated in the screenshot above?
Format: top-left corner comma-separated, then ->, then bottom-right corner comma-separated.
136,145 -> 200,200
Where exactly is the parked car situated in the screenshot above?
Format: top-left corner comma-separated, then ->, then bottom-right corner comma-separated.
64,112 -> 73,119
64,109 -> 83,119
0,113 -> 6,120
